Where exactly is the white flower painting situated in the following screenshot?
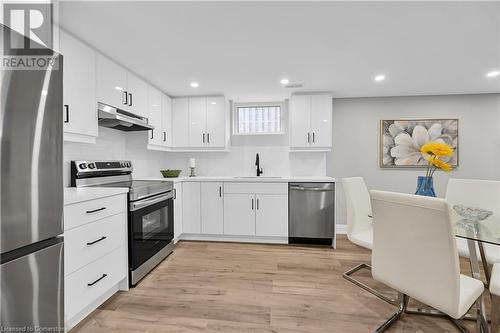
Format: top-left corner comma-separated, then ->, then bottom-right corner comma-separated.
380,119 -> 458,168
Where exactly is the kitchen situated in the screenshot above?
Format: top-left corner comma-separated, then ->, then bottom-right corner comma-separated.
1,1 -> 500,333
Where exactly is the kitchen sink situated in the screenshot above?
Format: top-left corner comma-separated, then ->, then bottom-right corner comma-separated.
233,176 -> 283,179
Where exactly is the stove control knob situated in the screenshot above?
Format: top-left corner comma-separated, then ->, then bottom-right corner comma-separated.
88,163 -> 96,169
120,162 -> 126,168
78,163 -> 87,170
127,162 -> 132,167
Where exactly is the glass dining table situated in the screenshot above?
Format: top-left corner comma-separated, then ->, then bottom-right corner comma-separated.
453,210 -> 500,333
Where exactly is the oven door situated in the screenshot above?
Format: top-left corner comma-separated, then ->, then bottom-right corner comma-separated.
129,191 -> 174,271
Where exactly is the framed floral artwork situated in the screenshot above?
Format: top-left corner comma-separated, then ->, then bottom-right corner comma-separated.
380,119 -> 458,168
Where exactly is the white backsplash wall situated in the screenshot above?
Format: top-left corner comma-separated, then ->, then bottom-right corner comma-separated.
64,127 -> 326,186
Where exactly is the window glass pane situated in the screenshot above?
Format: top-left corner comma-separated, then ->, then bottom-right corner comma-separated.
235,105 -> 282,135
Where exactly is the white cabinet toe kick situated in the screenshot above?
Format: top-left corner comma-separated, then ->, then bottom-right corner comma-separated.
174,181 -> 336,246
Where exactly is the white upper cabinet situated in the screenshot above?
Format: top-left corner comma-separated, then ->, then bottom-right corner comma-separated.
126,73 -> 148,118
188,97 -> 207,147
162,94 -> 172,146
200,182 -> 224,234
172,96 -> 227,149
60,30 -> 97,143
205,96 -> 226,147
172,98 -> 190,147
96,54 -> 128,110
289,94 -> 332,150
147,86 -> 163,146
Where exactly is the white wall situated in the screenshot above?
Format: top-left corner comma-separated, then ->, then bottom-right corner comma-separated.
327,94 -> 500,225
64,128 -> 326,186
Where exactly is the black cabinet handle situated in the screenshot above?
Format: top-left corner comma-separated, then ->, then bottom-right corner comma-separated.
219,186 -> 222,197
202,133 -> 205,143
163,131 -> 166,142
257,198 -> 259,210
150,130 -> 154,140
312,132 -> 315,143
87,274 -> 107,287
64,105 -> 69,123
128,93 -> 132,106
86,236 -> 107,246
307,132 -> 310,143
124,91 -> 128,105
251,199 -> 254,210
207,133 -> 210,143
86,207 -> 106,214
173,188 -> 177,200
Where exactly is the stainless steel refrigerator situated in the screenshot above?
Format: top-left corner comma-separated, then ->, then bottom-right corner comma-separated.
0,24 -> 64,331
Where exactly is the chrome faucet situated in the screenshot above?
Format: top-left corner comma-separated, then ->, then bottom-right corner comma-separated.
255,153 -> 263,177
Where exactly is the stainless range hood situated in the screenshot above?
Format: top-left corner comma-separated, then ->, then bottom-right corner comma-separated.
98,102 -> 154,131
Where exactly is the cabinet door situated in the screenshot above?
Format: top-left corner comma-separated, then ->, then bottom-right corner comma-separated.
188,97 -> 207,147
205,96 -> 226,147
289,95 -> 311,148
172,98 -> 190,147
162,94 -> 172,147
223,194 -> 255,236
201,182 -> 224,234
182,182 -> 201,233
147,86 -> 163,146
173,183 -> 183,241
255,194 -> 288,237
127,73 -> 148,118
60,31 -> 97,139
310,95 -> 332,147
96,54 -> 128,110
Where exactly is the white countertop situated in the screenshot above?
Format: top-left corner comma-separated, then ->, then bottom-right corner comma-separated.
141,175 -> 337,183
64,187 -> 129,205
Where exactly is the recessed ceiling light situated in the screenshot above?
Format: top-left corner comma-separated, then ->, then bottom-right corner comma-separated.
210,101 -> 217,105
190,82 -> 199,88
114,86 -> 123,91
374,74 -> 386,82
280,78 -> 290,85
486,70 -> 500,78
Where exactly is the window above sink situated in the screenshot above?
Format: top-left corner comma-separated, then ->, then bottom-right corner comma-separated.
232,102 -> 285,136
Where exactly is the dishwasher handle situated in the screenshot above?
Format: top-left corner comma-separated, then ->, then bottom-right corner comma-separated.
290,185 -> 334,192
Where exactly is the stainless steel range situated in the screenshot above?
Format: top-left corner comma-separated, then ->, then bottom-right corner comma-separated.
71,160 -> 174,286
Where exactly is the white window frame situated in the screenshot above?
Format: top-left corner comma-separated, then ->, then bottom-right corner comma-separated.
232,101 -> 285,136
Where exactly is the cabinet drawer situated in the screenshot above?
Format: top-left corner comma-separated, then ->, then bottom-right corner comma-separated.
64,194 -> 126,230
64,212 -> 126,275
65,246 -> 126,321
224,182 -> 287,195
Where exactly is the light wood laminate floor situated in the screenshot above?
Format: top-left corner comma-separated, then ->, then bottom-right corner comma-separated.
71,236 -> 487,333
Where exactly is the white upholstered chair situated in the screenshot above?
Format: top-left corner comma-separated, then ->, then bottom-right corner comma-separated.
446,179 -> 500,275
491,264 -> 500,333
370,190 -> 485,332
342,177 -> 396,305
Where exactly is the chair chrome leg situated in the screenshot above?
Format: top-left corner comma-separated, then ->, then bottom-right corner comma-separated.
492,295 -> 499,333
343,263 -> 398,306
374,294 -> 409,333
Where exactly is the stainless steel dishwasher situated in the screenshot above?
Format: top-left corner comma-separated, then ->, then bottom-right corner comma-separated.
289,182 -> 335,245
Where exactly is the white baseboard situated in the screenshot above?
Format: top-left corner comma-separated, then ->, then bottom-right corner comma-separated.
179,233 -> 288,244
336,224 -> 347,234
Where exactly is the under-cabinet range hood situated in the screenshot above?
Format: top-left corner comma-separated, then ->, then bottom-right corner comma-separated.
98,102 -> 154,131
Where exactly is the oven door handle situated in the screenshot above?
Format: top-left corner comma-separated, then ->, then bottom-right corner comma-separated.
129,191 -> 173,211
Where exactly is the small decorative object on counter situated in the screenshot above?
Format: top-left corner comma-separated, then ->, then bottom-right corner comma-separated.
189,158 -> 196,177
415,141 -> 454,197
160,170 -> 182,178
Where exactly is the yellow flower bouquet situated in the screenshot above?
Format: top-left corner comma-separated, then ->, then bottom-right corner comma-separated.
416,142 -> 454,196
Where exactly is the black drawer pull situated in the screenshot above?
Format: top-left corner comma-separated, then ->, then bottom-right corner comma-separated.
64,105 -> 69,123
86,236 -> 107,246
86,207 -> 106,214
87,274 -> 107,287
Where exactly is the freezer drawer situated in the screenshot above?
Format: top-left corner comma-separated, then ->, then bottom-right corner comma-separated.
289,183 -> 335,244
1,241 -> 64,332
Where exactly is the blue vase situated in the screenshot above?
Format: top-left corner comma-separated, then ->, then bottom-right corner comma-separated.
415,176 -> 436,197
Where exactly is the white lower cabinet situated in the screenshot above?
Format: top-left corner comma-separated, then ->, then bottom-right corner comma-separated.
255,194 -> 288,237
64,193 -> 128,329
201,182 -> 224,234
223,193 -> 255,236
173,183 -> 183,241
182,182 -> 201,233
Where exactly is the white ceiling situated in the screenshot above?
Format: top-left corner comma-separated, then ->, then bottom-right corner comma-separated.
59,1 -> 500,102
